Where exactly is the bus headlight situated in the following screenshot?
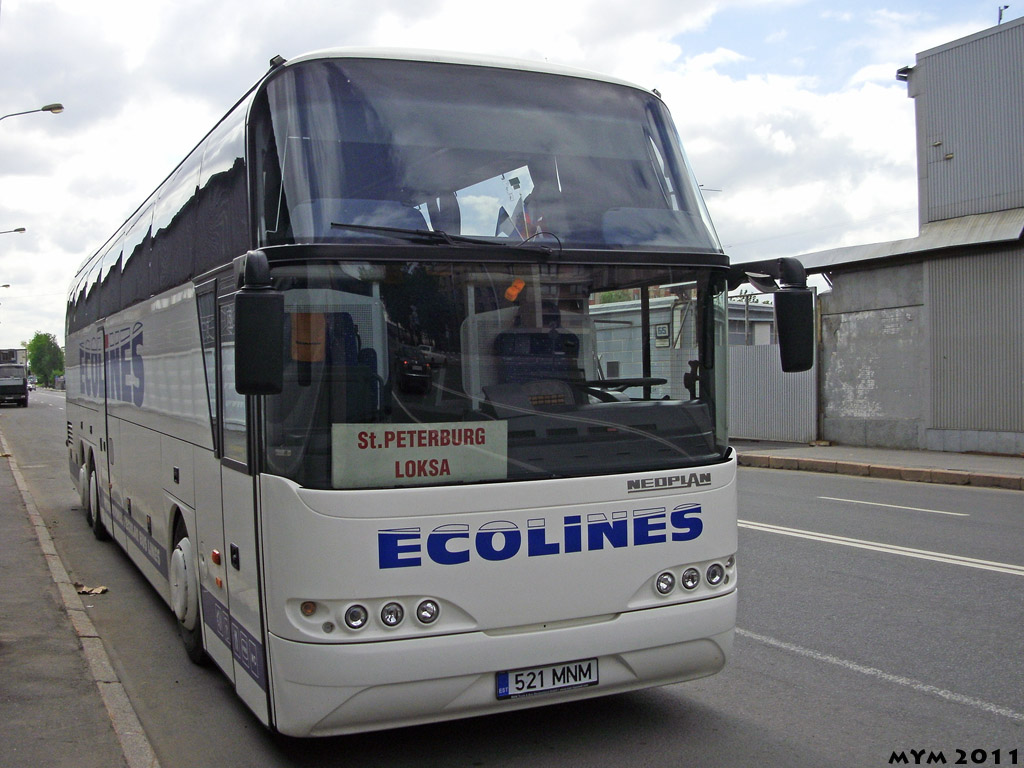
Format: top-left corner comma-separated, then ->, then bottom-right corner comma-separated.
655,571 -> 676,595
381,602 -> 405,627
344,604 -> 368,630
706,563 -> 725,586
681,567 -> 700,590
416,599 -> 440,624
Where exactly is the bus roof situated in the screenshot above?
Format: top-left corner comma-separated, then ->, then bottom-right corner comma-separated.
281,47 -> 656,96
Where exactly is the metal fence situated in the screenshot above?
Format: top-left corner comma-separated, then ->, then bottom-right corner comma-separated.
728,344 -> 817,443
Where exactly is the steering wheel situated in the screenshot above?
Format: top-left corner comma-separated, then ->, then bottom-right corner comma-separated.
576,377 -> 667,402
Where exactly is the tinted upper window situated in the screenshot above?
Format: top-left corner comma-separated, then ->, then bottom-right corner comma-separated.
253,58 -> 721,253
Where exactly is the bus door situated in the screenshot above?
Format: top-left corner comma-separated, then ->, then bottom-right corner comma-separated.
194,285 -> 236,682
216,294 -> 272,726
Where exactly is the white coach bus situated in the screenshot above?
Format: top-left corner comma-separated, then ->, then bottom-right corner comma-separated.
66,48 -> 813,737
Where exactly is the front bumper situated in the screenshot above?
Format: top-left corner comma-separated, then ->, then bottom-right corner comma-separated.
267,591 -> 735,737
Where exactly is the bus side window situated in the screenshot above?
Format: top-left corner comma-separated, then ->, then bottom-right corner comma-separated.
197,288 -> 218,453
219,302 -> 248,465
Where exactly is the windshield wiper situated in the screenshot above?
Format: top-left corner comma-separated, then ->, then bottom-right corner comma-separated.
330,222 -> 555,254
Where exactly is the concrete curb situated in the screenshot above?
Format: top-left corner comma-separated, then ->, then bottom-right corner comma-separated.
737,453 -> 1024,491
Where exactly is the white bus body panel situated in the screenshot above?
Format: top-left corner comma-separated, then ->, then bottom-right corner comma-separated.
258,458 -> 737,736
272,598 -> 733,737
67,287 -> 213,597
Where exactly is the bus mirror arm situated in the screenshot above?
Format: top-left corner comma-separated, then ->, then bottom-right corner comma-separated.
234,250 -> 285,395
728,257 -> 815,373
727,256 -> 807,293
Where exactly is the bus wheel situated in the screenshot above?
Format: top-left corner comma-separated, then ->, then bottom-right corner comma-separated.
170,519 -> 207,664
86,469 -> 111,541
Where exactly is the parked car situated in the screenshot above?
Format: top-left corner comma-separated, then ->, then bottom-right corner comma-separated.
416,344 -> 446,367
396,350 -> 432,394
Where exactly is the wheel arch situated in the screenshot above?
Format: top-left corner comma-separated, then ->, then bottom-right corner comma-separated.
169,502 -> 198,553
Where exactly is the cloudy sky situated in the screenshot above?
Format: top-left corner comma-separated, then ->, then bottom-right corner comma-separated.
0,0 -> 1014,350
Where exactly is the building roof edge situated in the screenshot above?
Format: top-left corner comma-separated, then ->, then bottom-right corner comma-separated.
796,209 -> 1024,273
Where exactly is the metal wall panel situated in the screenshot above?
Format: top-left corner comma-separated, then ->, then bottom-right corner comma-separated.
930,249 -> 1024,431
728,344 -> 817,443
916,20 -> 1024,222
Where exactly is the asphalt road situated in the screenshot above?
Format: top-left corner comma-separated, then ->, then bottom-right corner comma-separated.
6,390 -> 1023,768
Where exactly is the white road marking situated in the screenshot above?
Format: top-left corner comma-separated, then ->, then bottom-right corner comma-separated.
819,495 -> 969,517
737,628 -> 1024,724
738,520 -> 1024,576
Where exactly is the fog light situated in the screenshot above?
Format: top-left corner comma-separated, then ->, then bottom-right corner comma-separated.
706,563 -> 725,586
344,604 -> 368,629
681,567 -> 700,590
655,571 -> 676,595
300,600 -> 317,617
381,602 -> 404,627
726,555 -> 735,568
416,599 -> 440,624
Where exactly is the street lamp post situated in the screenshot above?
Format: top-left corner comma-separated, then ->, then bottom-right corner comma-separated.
0,227 -> 27,235
0,103 -> 64,123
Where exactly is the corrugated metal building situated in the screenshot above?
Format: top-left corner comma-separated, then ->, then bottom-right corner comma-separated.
799,18 -> 1024,455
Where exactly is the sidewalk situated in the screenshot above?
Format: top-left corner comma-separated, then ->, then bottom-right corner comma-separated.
733,440 -> 1024,491
0,441 -> 156,768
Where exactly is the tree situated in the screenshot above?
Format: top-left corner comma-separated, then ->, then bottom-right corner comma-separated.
25,332 -> 64,387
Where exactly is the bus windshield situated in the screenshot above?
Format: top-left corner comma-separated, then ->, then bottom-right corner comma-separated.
253,58 -> 722,253
0,364 -> 26,379
262,260 -> 728,490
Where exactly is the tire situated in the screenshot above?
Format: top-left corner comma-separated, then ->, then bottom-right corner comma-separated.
86,468 -> 111,542
170,518 -> 207,664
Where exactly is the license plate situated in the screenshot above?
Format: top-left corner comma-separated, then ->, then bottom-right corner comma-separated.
410,365 -> 424,372
496,658 -> 598,700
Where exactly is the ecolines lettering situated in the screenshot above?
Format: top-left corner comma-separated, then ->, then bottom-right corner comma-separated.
78,342 -> 104,399
77,323 -> 145,406
378,505 -> 703,569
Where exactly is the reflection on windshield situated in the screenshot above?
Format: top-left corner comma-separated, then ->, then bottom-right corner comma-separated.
262,262 -> 728,490
253,58 -> 722,252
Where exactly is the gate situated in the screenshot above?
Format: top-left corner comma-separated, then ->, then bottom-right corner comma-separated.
728,344 -> 816,443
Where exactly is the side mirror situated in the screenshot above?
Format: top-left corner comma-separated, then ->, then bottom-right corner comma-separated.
234,250 -> 284,395
774,289 -> 814,372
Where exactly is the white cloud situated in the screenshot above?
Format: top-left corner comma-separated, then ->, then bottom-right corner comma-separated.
753,122 -> 798,154
0,0 -> 1001,348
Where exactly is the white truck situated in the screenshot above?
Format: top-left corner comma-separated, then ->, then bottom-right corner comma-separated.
0,350 -> 28,407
